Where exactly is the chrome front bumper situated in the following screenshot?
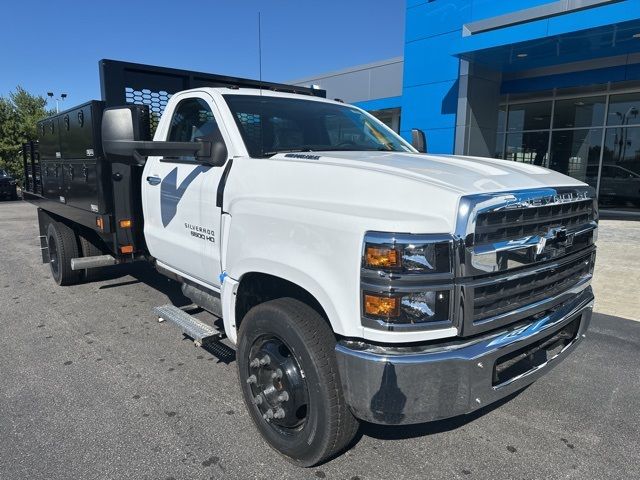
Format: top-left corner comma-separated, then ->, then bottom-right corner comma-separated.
336,287 -> 594,425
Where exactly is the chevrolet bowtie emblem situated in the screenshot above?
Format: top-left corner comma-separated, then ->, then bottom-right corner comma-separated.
536,227 -> 573,255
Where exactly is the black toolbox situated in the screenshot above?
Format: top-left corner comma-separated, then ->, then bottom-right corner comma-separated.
37,101 -> 112,214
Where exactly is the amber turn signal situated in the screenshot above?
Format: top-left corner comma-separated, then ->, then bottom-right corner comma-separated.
365,246 -> 401,269
364,294 -> 400,318
119,219 -> 132,229
95,217 -> 104,231
120,245 -> 134,254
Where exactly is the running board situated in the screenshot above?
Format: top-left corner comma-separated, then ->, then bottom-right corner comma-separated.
154,304 -> 222,347
71,254 -> 117,271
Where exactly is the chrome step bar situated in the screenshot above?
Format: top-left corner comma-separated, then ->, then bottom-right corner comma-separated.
154,304 -> 222,347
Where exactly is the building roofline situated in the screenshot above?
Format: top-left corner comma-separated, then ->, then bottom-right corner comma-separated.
289,56 -> 404,85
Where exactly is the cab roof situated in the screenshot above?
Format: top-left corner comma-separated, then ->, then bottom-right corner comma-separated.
182,86 -> 345,106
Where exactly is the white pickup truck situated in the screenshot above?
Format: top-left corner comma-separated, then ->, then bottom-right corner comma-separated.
23,60 -> 597,467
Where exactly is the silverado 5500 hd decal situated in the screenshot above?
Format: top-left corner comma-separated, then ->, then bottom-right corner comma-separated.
185,223 -> 215,243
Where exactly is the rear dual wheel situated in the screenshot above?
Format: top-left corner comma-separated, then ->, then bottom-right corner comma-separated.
237,298 -> 358,467
47,221 -> 82,286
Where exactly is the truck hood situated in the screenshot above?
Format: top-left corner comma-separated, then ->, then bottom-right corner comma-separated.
272,151 -> 585,195
226,151 -> 589,237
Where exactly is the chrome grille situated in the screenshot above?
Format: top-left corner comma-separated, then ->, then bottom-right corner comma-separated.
472,253 -> 592,322
474,199 -> 595,245
455,186 -> 597,336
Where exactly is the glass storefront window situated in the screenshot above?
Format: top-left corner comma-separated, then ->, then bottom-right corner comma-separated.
549,129 -> 601,186
553,96 -> 606,129
607,93 -> 640,127
507,101 -> 552,131
497,106 -> 506,133
494,132 -> 505,159
505,131 -> 549,166
496,88 -> 640,215
600,127 -> 640,209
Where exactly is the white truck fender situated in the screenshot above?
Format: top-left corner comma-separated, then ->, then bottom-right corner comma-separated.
220,274 -> 240,344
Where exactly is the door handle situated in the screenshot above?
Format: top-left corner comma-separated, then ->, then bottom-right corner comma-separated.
146,176 -> 161,186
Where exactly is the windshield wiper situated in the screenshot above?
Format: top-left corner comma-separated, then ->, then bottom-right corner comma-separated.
263,147 -> 316,157
263,145 -> 400,157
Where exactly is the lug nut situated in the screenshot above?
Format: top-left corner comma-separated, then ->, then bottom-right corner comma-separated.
246,374 -> 257,384
253,395 -> 263,405
277,391 -> 289,402
249,358 -> 260,368
262,409 -> 274,420
273,408 -> 285,419
259,355 -> 271,366
271,369 -> 282,380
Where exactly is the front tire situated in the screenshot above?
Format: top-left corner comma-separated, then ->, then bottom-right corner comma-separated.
47,221 -> 81,286
237,298 -> 358,467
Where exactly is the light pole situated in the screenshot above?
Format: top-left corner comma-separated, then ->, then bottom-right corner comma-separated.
47,92 -> 68,113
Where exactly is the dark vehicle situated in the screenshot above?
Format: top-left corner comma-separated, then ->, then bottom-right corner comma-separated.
587,164 -> 640,207
0,169 -> 18,200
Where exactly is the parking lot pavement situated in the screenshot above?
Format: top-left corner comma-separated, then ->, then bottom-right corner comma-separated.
1,200 -> 639,480
592,219 -> 640,321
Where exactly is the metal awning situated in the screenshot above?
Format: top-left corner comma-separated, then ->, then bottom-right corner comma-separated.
453,18 -> 640,72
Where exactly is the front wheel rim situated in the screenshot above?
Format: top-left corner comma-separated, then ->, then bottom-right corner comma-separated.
246,335 -> 309,433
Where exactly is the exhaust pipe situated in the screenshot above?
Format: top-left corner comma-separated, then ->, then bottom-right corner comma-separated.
71,255 -> 118,271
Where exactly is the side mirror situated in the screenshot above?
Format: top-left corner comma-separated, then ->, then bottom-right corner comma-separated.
411,128 -> 427,153
102,106 -> 150,163
194,130 -> 227,168
102,106 -> 218,166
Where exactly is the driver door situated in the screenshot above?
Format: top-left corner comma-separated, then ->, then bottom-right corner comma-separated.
142,92 -> 228,287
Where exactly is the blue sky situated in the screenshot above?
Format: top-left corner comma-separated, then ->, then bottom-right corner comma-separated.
0,0 -> 405,107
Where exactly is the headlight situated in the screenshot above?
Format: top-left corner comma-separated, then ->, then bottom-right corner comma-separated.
361,232 -> 454,329
9,180 -> 17,185
362,232 -> 452,274
363,290 -> 450,324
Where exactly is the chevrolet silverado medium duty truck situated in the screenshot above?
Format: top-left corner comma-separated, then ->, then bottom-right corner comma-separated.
22,60 -> 597,467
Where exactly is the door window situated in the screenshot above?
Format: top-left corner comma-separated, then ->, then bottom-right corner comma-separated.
168,97 -> 220,143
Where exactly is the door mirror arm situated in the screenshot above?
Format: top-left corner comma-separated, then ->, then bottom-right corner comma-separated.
104,139 -> 213,166
102,106 -> 229,166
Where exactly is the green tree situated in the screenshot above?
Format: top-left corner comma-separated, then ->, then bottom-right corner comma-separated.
0,87 -> 52,183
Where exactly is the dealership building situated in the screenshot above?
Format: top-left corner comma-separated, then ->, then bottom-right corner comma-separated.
292,0 -> 640,216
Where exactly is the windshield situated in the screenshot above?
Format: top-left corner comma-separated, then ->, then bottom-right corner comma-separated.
223,95 -> 415,158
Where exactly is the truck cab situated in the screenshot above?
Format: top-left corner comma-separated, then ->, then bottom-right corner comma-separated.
23,60 -> 597,467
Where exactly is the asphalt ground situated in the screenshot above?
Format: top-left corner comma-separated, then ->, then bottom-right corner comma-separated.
1,200 -> 639,480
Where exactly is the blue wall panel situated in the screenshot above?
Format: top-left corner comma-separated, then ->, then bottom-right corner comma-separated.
468,0 -> 554,22
402,0 -> 463,154
456,0 -> 640,54
400,127 -> 456,154
403,32 -> 463,87
401,81 -> 459,130
405,0 -> 471,41
546,0 -> 640,36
